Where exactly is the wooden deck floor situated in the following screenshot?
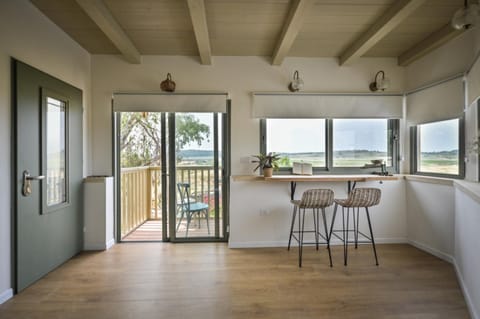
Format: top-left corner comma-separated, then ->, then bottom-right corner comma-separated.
0,244 -> 469,319
122,219 -> 218,241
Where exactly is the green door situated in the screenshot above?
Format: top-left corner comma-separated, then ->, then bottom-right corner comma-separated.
13,60 -> 83,292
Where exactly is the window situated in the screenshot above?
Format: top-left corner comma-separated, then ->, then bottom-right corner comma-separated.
333,119 -> 391,167
261,118 -> 398,173
265,119 -> 326,168
412,118 -> 464,177
46,96 -> 67,206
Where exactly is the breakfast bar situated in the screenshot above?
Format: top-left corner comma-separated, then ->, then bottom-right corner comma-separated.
232,174 -> 400,200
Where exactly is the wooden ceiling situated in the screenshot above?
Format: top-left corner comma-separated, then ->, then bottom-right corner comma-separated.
30,0 -> 465,65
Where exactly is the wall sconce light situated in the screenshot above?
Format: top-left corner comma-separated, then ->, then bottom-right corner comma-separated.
452,0 -> 479,30
369,70 -> 390,92
288,70 -> 304,92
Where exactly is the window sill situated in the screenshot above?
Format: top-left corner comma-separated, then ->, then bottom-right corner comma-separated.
232,174 -> 400,182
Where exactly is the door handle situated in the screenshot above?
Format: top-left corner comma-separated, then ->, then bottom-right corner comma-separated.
22,170 -> 45,197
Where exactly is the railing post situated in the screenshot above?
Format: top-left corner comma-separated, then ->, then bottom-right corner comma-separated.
147,167 -> 152,221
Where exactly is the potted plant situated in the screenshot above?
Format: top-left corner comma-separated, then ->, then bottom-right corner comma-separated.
252,152 -> 281,177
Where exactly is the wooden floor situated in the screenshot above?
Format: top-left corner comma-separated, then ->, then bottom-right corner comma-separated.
122,219 -> 218,241
122,220 -> 163,241
0,244 -> 469,319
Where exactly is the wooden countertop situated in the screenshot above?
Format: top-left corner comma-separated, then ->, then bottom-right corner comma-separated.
232,174 -> 400,182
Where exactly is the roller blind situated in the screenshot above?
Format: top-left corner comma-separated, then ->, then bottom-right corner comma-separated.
112,92 -> 228,113
406,77 -> 464,125
252,92 -> 403,118
467,55 -> 480,106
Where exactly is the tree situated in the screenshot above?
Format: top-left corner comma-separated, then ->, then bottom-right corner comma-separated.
120,112 -> 210,167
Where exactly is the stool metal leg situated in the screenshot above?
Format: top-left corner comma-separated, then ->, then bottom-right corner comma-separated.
365,207 -> 379,266
288,205 -> 297,250
321,208 -> 333,267
313,208 -> 319,250
299,208 -> 306,267
342,207 -> 346,266
345,207 -> 350,266
355,207 -> 360,249
329,203 -> 338,242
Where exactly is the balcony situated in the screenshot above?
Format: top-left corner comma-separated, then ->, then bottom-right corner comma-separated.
120,165 -> 221,241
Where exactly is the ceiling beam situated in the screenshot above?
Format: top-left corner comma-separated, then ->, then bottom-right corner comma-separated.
75,0 -> 141,64
339,0 -> 427,66
398,24 -> 464,67
272,0 -> 314,66
186,0 -> 212,65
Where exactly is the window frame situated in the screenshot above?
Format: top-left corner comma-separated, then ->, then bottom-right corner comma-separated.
410,116 -> 465,179
260,118 -> 400,175
41,88 -> 70,214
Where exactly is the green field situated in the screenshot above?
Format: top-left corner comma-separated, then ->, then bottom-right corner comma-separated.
276,151 -> 390,168
419,152 -> 458,174
179,150 -> 459,174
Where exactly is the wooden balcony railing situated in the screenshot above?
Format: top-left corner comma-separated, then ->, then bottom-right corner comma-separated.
120,167 -> 151,238
120,165 -> 219,238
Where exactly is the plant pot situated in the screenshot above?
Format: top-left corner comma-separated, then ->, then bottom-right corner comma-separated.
263,167 -> 273,178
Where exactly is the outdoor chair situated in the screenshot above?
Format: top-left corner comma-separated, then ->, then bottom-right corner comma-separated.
176,182 -> 210,237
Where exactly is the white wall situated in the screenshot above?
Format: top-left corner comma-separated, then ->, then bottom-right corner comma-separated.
405,179 -> 455,262
455,184 -> 480,319
230,179 -> 407,248
90,55 -> 406,251
404,30 -> 478,178
405,32 -> 474,91
405,178 -> 480,319
0,0 -> 91,299
91,55 -> 405,175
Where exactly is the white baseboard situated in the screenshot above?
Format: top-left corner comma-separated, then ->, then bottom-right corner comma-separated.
454,260 -> 479,319
0,288 -> 13,304
228,237 -> 407,249
407,240 -> 454,264
84,242 -> 108,251
106,238 -> 115,250
229,241 -> 286,248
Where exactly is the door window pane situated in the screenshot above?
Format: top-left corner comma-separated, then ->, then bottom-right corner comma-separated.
46,97 -> 66,206
266,119 -> 326,167
119,112 -> 164,241
333,119 -> 389,167
418,119 -> 459,175
175,113 -> 216,238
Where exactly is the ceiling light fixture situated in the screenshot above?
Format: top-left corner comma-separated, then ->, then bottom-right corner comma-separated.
288,70 -> 304,92
369,70 -> 390,92
452,0 -> 479,30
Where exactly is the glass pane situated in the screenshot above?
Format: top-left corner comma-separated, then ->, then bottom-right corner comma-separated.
218,115 -> 223,238
119,112 -> 163,241
175,113 -> 215,238
266,119 -> 326,167
333,119 -> 389,167
418,119 -> 459,175
46,97 -> 66,206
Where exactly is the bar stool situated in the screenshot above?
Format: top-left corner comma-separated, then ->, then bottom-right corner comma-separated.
329,188 -> 381,266
288,189 -> 334,267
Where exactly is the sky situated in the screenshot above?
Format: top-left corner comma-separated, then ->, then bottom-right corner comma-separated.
46,98 -> 65,157
155,114 -> 457,154
267,119 -> 388,153
180,112 -> 219,151
420,119 -> 458,152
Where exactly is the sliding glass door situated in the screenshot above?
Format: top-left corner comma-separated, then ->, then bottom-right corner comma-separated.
169,112 -> 225,241
116,111 -> 228,242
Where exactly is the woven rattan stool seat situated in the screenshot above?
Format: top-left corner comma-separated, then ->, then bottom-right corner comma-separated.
334,188 -> 381,208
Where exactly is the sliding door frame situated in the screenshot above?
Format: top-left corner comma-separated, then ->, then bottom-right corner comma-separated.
113,100 -> 231,243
